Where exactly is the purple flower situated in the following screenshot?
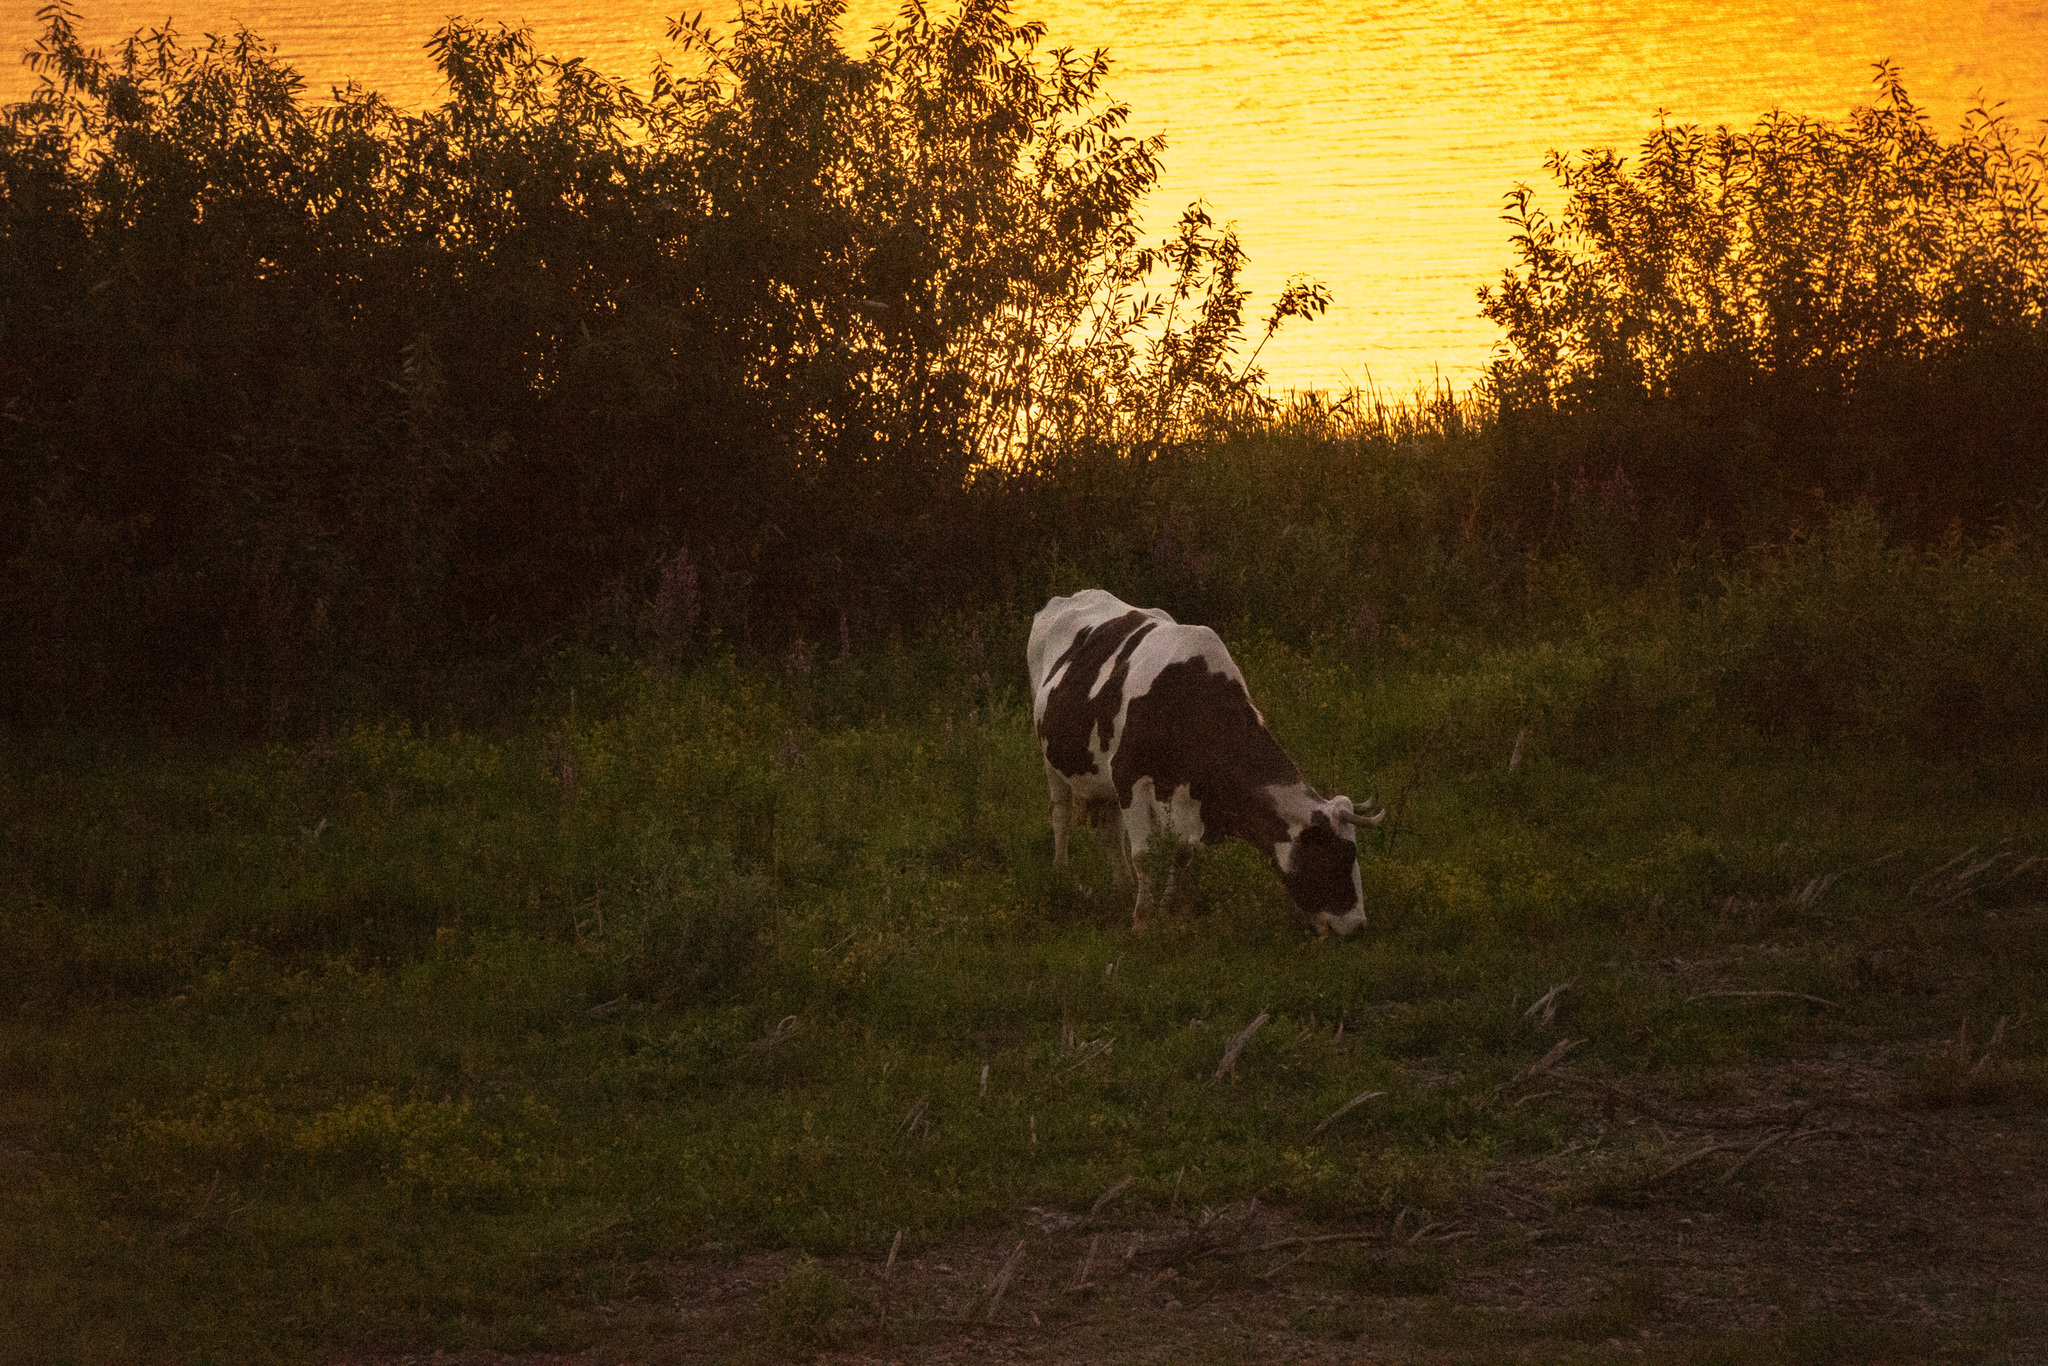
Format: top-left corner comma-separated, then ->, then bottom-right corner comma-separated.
839,611 -> 852,658
785,641 -> 811,679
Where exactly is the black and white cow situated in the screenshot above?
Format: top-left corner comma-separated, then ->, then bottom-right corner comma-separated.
1027,589 -> 1381,935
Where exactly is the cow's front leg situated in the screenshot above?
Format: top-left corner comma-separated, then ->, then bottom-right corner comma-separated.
1160,839 -> 1196,908
1046,762 -> 1074,872
1121,782 -> 1159,932
1090,798 -> 1136,892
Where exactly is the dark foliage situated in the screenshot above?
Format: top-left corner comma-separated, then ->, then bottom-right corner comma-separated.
5,11 -> 2043,734
0,0 -> 1320,725
1479,64 -> 2048,548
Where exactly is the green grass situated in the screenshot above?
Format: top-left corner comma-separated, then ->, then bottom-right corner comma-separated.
2,628 -> 2045,1361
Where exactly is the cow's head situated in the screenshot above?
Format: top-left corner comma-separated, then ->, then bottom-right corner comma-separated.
1277,794 -> 1382,937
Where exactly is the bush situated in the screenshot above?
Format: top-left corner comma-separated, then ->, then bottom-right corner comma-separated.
1480,64 -> 2048,547
0,0 -> 1323,725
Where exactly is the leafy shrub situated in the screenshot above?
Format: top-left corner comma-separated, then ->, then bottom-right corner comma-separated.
0,0 -> 1322,725
1480,64 -> 2048,547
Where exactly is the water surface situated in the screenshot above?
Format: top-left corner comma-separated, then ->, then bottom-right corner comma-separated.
8,0 -> 2045,389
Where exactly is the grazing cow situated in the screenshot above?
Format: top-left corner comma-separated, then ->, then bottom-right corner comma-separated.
1028,589 -> 1381,935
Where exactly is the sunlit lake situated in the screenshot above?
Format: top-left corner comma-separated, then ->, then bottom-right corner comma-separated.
7,0 -> 2045,390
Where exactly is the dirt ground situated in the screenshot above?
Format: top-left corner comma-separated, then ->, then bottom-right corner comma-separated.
347,1046 -> 2048,1365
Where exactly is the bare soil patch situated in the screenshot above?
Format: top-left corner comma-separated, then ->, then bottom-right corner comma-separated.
338,1046 -> 2047,1364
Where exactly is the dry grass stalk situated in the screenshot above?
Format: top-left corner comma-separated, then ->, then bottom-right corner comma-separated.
1067,1233 -> 1099,1292
1311,1088 -> 1386,1135
1248,1229 -> 1385,1255
1687,989 -> 1840,1008
1056,1037 -> 1114,1077
1909,846 -> 2036,907
884,1228 -> 902,1280
1528,1037 -> 1586,1076
1714,1125 -> 1794,1185
1409,1221 -> 1474,1245
1260,1247 -> 1313,1279
1650,1138 -> 1744,1183
1910,846 -> 1980,896
1213,1011 -> 1271,1081
751,1014 -> 800,1050
1511,1089 -> 1559,1108
1090,1175 -> 1134,1217
1525,982 -> 1571,1026
986,1239 -> 1026,1321
1973,1015 -> 2010,1074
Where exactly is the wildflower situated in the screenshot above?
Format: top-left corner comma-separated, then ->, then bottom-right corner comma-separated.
785,640 -> 811,679
778,728 -> 802,768
839,611 -> 851,658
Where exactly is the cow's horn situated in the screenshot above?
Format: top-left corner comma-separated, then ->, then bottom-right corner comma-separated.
1338,801 -> 1386,827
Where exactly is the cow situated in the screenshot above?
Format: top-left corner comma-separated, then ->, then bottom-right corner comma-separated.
1028,589 -> 1382,935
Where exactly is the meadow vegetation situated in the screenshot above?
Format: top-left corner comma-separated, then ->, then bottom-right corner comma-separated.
3,0 -> 2047,1359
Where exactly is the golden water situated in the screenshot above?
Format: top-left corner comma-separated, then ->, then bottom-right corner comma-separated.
7,0 -> 2045,390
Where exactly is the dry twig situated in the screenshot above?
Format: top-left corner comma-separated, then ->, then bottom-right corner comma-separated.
1090,1175 -> 1134,1217
1649,1139 -> 1745,1183
986,1240 -> 1025,1321
1525,982 -> 1571,1027
1312,1088 -> 1385,1136
1527,1037 -> 1586,1076
1687,990 -> 1840,1008
1213,1012 -> 1270,1081
751,1014 -> 800,1049
1067,1233 -> 1100,1293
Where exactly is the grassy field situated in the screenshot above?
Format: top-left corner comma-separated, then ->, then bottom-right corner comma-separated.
3,600 -> 2046,1362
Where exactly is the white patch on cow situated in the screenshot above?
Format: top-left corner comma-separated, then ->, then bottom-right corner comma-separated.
1317,907 -> 1368,937
1027,590 -> 1175,733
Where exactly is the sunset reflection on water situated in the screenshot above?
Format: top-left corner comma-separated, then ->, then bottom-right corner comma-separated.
6,0 -> 2044,390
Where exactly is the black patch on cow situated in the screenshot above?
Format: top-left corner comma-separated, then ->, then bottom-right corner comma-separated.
1112,654 -> 1300,851
1039,611 -> 1158,779
1280,810 -> 1361,918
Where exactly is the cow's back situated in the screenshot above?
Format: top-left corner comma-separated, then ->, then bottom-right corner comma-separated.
1028,591 -> 1175,718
